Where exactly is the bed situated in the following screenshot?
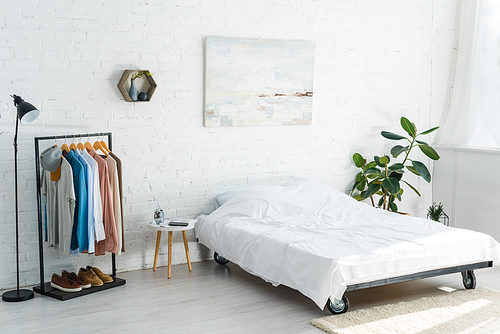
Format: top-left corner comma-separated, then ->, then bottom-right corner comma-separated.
195,181 -> 500,314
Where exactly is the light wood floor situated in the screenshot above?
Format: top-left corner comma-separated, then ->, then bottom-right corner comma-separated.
1,261 -> 500,333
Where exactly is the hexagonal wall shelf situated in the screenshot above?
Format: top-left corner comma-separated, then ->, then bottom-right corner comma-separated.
117,70 -> 157,102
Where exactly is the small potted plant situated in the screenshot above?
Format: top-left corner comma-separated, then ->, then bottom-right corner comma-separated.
129,71 -> 153,101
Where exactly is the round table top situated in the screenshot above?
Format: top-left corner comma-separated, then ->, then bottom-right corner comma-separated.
148,219 -> 197,232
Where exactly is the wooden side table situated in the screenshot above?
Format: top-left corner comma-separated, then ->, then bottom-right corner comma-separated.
148,220 -> 196,278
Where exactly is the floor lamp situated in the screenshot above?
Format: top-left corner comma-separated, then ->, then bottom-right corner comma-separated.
2,95 -> 40,302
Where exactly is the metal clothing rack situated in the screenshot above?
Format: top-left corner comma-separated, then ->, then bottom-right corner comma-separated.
32,132 -> 126,301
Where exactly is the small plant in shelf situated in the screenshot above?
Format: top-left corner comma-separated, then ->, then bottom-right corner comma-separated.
427,202 -> 444,222
131,70 -> 153,81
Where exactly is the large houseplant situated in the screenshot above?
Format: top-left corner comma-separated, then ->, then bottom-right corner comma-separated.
350,116 -> 440,212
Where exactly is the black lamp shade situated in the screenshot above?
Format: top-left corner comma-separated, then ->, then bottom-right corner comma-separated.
12,95 -> 40,124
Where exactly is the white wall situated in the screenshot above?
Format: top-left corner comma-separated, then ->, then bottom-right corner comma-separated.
0,0 -> 458,289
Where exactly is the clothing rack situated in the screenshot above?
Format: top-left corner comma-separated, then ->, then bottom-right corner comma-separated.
33,132 -> 126,301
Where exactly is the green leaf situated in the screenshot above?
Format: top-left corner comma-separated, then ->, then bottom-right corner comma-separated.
357,179 -> 366,191
378,196 -> 384,207
419,126 -> 439,136
364,167 -> 382,175
390,202 -> 398,212
388,163 -> 404,171
412,160 -> 432,182
406,165 -> 420,176
415,139 -> 428,145
353,153 -> 365,168
374,156 -> 389,167
390,145 -> 408,158
381,131 -> 407,140
418,144 -> 440,160
389,171 -> 403,181
401,117 -> 416,137
353,194 -> 364,201
402,180 -> 421,197
355,172 -> 364,183
363,182 -> 381,199
365,161 -> 377,169
396,192 -> 402,201
382,177 -> 401,194
350,180 -> 362,195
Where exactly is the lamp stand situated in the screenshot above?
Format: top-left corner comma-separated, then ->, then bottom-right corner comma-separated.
2,117 -> 34,302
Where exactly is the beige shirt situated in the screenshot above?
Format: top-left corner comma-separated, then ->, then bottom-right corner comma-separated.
109,151 -> 125,252
103,155 -> 122,255
41,158 -> 76,254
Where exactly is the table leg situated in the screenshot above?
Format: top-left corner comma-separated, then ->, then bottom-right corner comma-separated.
182,230 -> 192,272
153,231 -> 162,272
168,231 -> 173,279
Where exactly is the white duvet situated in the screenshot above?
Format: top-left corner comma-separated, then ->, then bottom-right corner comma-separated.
195,181 -> 500,309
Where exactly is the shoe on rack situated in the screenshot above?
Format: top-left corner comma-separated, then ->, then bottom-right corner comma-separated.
62,270 -> 91,289
78,267 -> 103,287
86,266 -> 113,283
50,273 -> 82,293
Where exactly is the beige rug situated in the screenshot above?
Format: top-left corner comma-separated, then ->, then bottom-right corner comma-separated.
311,287 -> 500,334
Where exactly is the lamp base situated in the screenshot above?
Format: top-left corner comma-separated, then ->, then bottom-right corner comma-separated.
2,289 -> 34,302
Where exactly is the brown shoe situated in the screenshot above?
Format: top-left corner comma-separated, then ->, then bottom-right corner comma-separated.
86,266 -> 113,283
51,273 -> 82,293
78,267 -> 103,287
62,270 -> 91,289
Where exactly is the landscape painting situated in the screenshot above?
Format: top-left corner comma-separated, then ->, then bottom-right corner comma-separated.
204,37 -> 315,127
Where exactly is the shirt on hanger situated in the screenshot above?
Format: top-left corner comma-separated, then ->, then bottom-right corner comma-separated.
65,150 -> 89,253
75,149 -> 95,254
103,155 -> 122,255
81,148 -> 105,242
109,151 -> 125,252
41,158 -> 76,255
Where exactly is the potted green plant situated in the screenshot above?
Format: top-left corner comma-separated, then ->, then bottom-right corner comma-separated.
350,116 -> 440,212
427,202 -> 444,221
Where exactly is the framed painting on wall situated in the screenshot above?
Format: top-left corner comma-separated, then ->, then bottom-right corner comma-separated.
204,37 -> 315,127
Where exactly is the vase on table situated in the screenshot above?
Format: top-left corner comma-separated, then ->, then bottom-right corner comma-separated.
129,80 -> 138,101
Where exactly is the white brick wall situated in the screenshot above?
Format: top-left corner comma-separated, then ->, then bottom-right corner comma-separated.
0,0 -> 458,290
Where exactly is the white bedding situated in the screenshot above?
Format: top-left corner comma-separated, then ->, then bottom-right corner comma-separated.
195,181 -> 500,309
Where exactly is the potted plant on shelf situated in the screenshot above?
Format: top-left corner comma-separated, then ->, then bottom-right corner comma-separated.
350,116 -> 440,213
129,70 -> 153,102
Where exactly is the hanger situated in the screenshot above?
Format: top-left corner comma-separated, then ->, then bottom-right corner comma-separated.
77,141 -> 84,150
61,136 -> 70,153
84,135 -> 93,150
93,140 -> 108,156
100,140 -> 111,154
69,142 -> 77,151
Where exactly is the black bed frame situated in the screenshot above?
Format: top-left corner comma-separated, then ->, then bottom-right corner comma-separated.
213,252 -> 493,314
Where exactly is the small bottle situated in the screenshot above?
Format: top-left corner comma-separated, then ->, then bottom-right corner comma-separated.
154,204 -> 164,225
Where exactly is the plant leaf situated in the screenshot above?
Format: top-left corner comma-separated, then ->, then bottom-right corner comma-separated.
412,160 -> 431,182
390,202 -> 398,212
353,194 -> 364,201
382,177 -> 401,194
390,145 -> 408,158
355,172 -> 364,183
357,179 -> 366,191
418,144 -> 440,160
401,117 -> 416,137
363,182 -> 381,199
364,167 -> 382,175
389,171 -> 403,181
388,163 -> 404,171
406,165 -> 420,176
374,155 -> 389,167
402,180 -> 421,196
381,131 -> 407,140
415,139 -> 428,145
378,196 -> 384,207
365,161 -> 377,169
419,126 -> 439,136
353,153 -> 365,168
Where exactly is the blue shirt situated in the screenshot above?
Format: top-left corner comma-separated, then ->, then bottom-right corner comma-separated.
75,149 -> 95,254
65,150 -> 89,253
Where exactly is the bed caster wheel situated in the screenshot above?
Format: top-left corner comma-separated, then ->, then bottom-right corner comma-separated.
214,252 -> 229,265
326,295 -> 349,315
462,270 -> 476,289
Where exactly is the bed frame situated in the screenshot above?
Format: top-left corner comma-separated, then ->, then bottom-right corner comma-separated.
213,252 -> 493,314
